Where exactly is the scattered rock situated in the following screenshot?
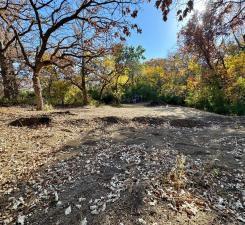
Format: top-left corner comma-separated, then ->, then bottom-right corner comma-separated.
17,215 -> 25,225
65,206 -> 71,215
80,217 -> 87,225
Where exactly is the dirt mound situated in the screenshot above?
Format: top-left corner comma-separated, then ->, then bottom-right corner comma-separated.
9,116 -> 51,127
169,119 -> 209,128
94,116 -> 127,124
132,116 -> 167,125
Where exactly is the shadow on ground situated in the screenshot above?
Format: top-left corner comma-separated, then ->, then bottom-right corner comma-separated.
1,113 -> 244,225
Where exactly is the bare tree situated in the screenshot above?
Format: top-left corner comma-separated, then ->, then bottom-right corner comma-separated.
1,0 -> 147,109
63,17 -> 115,105
0,0 -> 196,108
0,4 -> 20,100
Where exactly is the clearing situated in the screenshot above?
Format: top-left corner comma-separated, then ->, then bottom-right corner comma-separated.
0,105 -> 244,225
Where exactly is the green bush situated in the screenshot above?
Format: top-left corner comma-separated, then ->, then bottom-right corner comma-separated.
102,92 -> 119,104
64,87 -> 83,105
230,101 -> 245,116
186,84 -> 230,114
160,94 -> 185,105
44,103 -> 54,111
88,88 -> 101,101
18,90 -> 36,105
123,83 -> 158,102
89,99 -> 101,107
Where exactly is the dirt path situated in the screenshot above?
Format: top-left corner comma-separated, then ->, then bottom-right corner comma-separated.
0,105 -> 244,225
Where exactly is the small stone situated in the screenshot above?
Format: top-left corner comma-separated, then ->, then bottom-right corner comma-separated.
65,206 -> 71,215
138,218 -> 147,224
91,209 -> 100,215
54,191 -> 59,202
76,204 -> 82,209
90,205 -> 97,210
79,197 -> 86,202
17,215 -> 25,225
149,200 -> 157,206
101,203 -> 106,212
57,201 -> 62,206
80,217 -> 87,225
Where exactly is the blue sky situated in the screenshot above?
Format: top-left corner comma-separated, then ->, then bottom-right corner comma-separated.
127,3 -> 179,60
127,1 -> 206,60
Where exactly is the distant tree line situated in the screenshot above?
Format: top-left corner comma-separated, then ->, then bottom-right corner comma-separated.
0,0 -> 244,114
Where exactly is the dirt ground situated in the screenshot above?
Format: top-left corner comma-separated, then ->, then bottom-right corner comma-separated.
0,104 -> 244,225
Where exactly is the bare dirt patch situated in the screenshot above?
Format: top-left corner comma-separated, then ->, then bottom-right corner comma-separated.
169,119 -> 209,128
94,116 -> 128,125
0,105 -> 244,225
132,116 -> 167,125
9,116 -> 51,127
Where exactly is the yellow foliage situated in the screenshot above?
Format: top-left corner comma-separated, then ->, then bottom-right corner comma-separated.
188,60 -> 201,73
142,64 -> 165,85
118,75 -> 129,85
225,52 -> 245,79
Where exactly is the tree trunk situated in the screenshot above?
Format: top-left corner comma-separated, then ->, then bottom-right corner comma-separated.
81,59 -> 88,105
0,48 -> 18,100
115,75 -> 119,93
81,73 -> 88,105
32,72 -> 44,110
99,82 -> 107,100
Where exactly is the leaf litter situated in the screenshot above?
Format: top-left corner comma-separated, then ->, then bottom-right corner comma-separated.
0,106 -> 244,224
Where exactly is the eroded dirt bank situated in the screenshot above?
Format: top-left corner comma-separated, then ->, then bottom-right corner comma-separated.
0,105 -> 244,224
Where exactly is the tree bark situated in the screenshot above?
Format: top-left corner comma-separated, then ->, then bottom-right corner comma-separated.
81,59 -> 88,105
32,71 -> 44,110
99,82 -> 107,100
0,47 -> 18,100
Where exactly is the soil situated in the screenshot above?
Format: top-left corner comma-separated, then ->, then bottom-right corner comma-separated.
9,116 -> 51,127
0,104 -> 244,225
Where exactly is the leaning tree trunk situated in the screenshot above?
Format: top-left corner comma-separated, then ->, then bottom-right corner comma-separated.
0,49 -> 18,100
32,71 -> 44,110
99,82 -> 108,100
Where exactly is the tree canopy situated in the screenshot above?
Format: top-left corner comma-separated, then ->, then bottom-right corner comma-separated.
0,0 -> 244,114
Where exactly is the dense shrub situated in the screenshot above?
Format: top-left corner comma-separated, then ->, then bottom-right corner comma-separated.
18,90 -> 36,105
186,83 -> 230,114
101,91 -> 119,104
123,83 -> 158,102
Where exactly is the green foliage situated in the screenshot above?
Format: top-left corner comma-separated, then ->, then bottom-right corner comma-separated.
160,94 -> 185,105
123,82 -> 158,102
101,91 -> 119,105
43,79 -> 70,105
1,90 -> 37,106
64,86 -> 84,105
18,90 -> 36,105
0,97 -> 17,106
42,77 -> 84,106
44,103 -> 54,111
186,83 -> 229,114
160,83 -> 186,105
88,88 -> 101,101
228,77 -> 245,115
89,99 -> 101,107
4,43 -> 242,115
